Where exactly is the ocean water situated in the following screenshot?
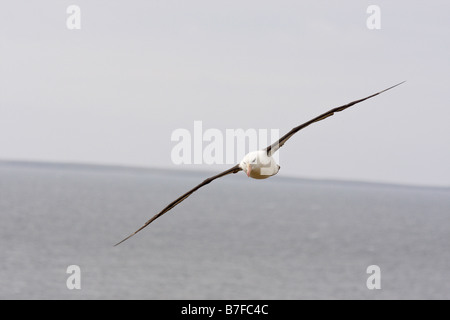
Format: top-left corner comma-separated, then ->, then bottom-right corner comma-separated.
0,161 -> 449,300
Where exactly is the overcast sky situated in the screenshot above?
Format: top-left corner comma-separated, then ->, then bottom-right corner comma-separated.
1,1 -> 449,187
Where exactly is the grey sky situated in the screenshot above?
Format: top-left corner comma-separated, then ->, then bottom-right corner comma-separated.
0,1 -> 449,186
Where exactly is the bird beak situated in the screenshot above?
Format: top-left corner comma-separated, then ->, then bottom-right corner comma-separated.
247,164 -> 252,177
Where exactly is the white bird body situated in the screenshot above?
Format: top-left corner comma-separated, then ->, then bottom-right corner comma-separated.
239,150 -> 280,179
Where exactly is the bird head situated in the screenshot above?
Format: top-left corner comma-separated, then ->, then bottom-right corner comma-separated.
239,152 -> 261,178
239,159 -> 255,177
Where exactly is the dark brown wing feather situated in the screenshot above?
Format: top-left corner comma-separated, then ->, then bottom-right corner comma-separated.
265,82 -> 405,156
114,164 -> 242,246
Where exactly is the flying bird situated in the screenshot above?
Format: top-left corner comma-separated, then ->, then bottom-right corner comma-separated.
115,82 -> 404,246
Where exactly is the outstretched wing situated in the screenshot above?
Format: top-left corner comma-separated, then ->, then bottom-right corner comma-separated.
114,164 -> 242,246
265,82 -> 405,156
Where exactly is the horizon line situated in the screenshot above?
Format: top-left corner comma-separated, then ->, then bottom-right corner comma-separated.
0,158 -> 449,190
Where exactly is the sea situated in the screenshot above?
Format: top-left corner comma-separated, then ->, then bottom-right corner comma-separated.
0,161 -> 449,300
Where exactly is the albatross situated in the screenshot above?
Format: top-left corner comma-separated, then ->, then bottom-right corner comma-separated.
115,82 -> 404,246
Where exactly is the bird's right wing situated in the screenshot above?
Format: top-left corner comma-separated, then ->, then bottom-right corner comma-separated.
114,164 -> 242,246
265,82 -> 405,156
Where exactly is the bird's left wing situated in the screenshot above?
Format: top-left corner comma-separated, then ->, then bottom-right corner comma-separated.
265,82 -> 405,156
114,164 -> 242,246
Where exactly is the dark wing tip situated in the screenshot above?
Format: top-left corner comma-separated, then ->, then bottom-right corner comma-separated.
382,81 -> 406,92
114,218 -> 154,247
114,231 -> 139,247
114,237 -> 130,247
